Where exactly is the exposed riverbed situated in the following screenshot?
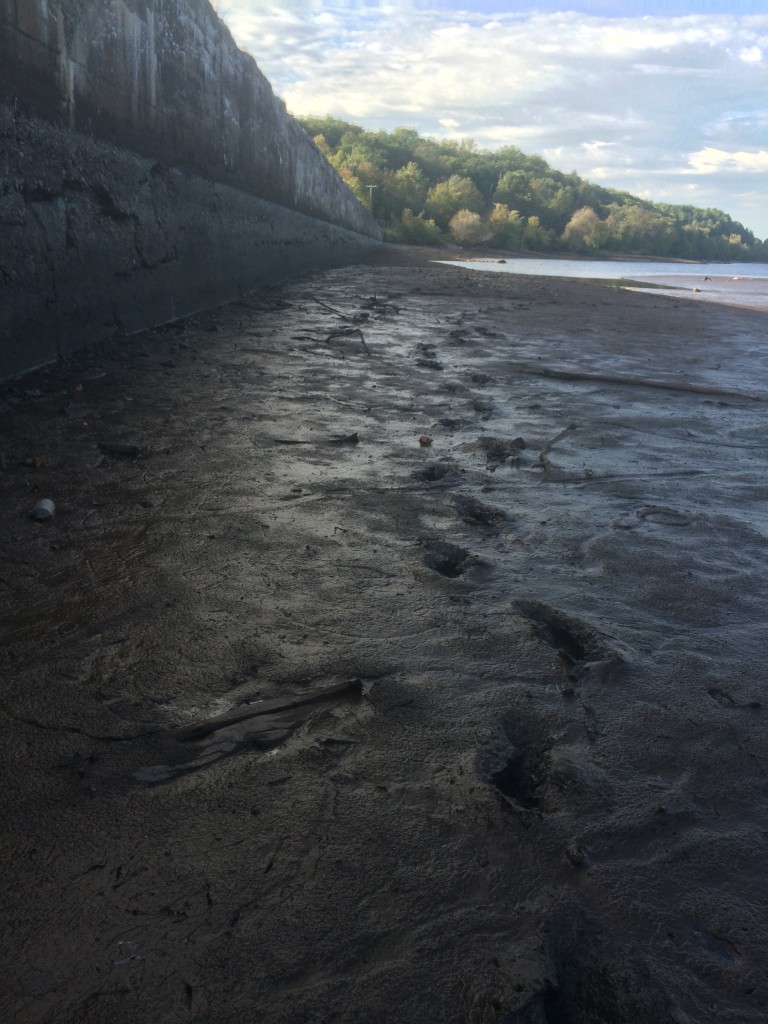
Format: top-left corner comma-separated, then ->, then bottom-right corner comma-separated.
2,256 -> 767,1023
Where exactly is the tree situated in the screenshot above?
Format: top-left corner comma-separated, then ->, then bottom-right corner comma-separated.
425,175 -> 483,228
487,204 -> 524,249
295,116 -> 766,262
337,168 -> 369,209
386,209 -> 442,246
562,207 -> 607,251
522,215 -> 555,251
493,170 -> 533,214
605,205 -> 673,255
391,162 -> 429,211
449,210 -> 491,246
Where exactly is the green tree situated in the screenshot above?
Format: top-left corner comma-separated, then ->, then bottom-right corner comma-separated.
487,204 -> 524,249
386,209 -> 442,246
522,215 -> 555,251
297,115 -> 766,261
425,175 -> 483,228
391,162 -> 429,211
493,170 -> 534,215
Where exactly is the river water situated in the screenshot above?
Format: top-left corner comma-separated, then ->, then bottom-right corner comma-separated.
437,257 -> 768,313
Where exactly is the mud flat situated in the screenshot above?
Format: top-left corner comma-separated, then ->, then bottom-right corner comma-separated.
1,254 -> 767,1023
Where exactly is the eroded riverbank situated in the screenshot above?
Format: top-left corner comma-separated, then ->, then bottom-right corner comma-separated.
2,258 -> 767,1023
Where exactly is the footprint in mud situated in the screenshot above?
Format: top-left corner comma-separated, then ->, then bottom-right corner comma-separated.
707,686 -> 736,707
487,725 -> 550,818
480,713 -> 556,825
513,600 -> 625,684
482,715 -> 613,821
636,505 -> 691,527
478,435 -> 526,467
469,398 -> 494,419
446,329 -> 472,345
478,907 -> 675,1021
414,459 -> 457,483
517,905 -> 676,1023
421,538 -> 474,578
707,686 -> 761,710
438,416 -> 468,431
453,494 -> 507,529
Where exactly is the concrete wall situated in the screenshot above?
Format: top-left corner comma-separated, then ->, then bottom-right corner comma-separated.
0,0 -> 381,378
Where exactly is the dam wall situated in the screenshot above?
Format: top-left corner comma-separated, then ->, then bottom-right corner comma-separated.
0,0 -> 382,379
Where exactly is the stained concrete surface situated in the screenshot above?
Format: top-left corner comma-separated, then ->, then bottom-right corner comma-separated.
1,0 -> 379,378
0,109 -> 380,380
1,257 -> 767,1023
0,0 -> 374,232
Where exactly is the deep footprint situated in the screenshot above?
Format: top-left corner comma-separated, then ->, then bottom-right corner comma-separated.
422,539 -> 473,577
514,600 -> 625,682
415,460 -> 457,482
453,494 -> 507,528
483,714 -> 551,816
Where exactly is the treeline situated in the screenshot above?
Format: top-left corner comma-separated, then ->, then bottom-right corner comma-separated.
298,117 -> 767,261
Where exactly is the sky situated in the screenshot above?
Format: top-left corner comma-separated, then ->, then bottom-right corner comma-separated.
214,1 -> 768,239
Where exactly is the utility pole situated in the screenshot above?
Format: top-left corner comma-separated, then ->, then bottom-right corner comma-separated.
364,183 -> 378,209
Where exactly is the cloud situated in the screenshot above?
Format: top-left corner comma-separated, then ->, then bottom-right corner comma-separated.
739,45 -> 763,63
689,148 -> 768,173
216,3 -> 768,237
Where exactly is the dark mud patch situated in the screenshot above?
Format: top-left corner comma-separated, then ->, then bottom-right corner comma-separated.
415,459 -> 458,483
498,906 -> 675,1022
513,601 -> 626,683
421,538 -> 474,577
453,494 -> 507,528
133,679 -> 365,785
438,416 -> 468,431
479,435 -> 526,466
543,905 -> 676,1023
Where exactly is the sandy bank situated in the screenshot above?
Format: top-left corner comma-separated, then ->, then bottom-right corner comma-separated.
1,260 -> 767,1023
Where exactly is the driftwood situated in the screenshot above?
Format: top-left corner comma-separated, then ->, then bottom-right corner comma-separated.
310,296 -> 352,321
271,432 -> 359,446
532,367 -> 766,402
325,326 -> 370,355
175,678 -> 363,742
307,296 -> 370,354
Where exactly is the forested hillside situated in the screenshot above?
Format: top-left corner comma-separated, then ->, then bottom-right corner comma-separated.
299,117 -> 767,261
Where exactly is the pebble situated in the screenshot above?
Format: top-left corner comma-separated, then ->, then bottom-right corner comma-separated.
31,498 -> 55,521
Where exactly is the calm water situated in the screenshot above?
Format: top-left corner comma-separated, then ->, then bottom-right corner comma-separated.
436,258 -> 768,313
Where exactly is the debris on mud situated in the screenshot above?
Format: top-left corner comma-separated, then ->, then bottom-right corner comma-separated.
98,440 -> 144,458
175,678 -> 364,742
478,435 -> 526,466
453,494 -> 507,528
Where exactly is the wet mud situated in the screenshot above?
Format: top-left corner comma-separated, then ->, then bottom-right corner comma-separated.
1,255 -> 767,1023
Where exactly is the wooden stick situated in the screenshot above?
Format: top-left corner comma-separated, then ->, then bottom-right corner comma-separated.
533,367 -> 765,402
175,678 -> 363,742
310,296 -> 353,321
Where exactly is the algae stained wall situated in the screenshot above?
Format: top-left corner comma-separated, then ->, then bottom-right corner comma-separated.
0,0 -> 382,378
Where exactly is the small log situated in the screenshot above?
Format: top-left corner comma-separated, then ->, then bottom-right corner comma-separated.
175,678 -> 363,742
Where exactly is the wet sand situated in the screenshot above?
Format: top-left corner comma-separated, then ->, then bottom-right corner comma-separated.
2,253 -> 767,1023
